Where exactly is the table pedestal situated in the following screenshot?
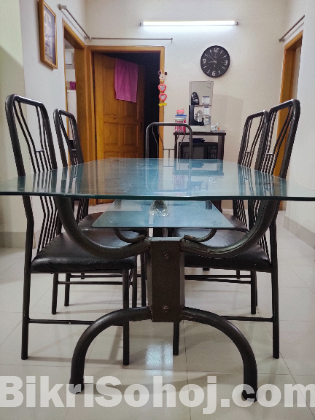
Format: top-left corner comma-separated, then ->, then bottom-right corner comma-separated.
69,238 -> 257,400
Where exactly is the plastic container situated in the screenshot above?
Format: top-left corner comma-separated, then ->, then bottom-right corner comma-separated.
175,114 -> 187,133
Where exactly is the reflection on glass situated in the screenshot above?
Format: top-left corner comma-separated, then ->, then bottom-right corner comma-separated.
149,200 -> 170,217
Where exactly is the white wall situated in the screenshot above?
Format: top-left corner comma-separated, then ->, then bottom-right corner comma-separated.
19,0 -> 86,166
0,0 -> 86,247
85,0 -> 288,162
284,0 -> 315,247
286,0 -> 306,28
18,0 -> 86,238
0,0 -> 27,246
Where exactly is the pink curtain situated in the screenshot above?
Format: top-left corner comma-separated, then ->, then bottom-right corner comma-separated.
114,59 -> 138,103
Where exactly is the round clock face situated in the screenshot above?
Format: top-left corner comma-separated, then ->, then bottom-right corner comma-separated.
200,46 -> 230,78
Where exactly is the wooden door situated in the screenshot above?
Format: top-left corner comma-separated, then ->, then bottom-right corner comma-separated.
274,31 -> 303,177
94,54 -> 145,159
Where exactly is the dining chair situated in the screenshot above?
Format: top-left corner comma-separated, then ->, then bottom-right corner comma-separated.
224,110 -> 269,232
173,99 -> 301,358
5,94 -> 142,364
53,108 -> 146,307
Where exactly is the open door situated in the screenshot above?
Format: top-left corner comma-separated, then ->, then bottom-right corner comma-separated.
94,54 -> 145,159
274,31 -> 303,177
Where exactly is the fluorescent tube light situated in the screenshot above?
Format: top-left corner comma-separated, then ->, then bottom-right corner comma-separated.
141,21 -> 238,26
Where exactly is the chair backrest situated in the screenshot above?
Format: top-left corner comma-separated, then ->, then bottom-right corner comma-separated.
53,108 -> 89,222
5,94 -> 59,253
233,111 -> 269,227
53,109 -> 84,166
251,99 -> 301,252
256,99 -> 300,177
237,111 -> 269,167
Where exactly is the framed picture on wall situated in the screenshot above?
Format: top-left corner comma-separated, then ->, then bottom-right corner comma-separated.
38,0 -> 58,69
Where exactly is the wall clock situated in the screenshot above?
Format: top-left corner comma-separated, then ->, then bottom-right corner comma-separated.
200,45 -> 230,78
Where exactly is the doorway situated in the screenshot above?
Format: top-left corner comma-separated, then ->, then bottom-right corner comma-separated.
62,21 -> 85,116
274,31 -> 303,177
93,52 -> 160,159
75,46 -> 165,163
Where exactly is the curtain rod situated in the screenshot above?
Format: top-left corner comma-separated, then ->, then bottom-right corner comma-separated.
58,5 -> 173,42
91,37 -> 173,42
279,15 -> 305,42
58,4 -> 91,39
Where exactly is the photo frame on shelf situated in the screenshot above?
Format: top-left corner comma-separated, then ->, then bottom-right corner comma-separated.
38,0 -> 58,69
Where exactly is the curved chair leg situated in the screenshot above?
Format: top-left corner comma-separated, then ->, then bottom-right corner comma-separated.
140,253 -> 146,306
122,270 -> 130,365
132,267 -> 137,308
52,273 -> 59,315
250,271 -> 257,315
173,322 -> 180,355
64,273 -> 71,307
182,307 -> 257,400
70,307 -> 152,390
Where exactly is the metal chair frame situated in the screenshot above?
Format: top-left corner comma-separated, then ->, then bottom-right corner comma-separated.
5,95 -> 138,362
176,99 -> 301,359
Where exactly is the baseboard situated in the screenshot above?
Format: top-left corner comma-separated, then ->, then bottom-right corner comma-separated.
284,215 -> 315,248
0,231 -> 26,248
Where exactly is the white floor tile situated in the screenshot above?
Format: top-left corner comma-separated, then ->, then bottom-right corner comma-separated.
291,375 -> 315,417
265,320 -> 315,375
187,372 -> 314,419
184,320 -> 289,375
0,364 -> 72,420
65,368 -> 190,420
0,312 -> 21,345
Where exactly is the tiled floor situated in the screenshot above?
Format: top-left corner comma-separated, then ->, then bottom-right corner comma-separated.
1,211 -> 315,418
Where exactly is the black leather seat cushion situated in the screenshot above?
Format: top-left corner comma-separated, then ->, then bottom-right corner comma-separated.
31,229 -> 138,273
174,228 -> 271,272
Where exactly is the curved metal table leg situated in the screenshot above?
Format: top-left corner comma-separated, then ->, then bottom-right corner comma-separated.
70,305 -> 257,401
70,307 -> 152,390
182,307 -> 257,401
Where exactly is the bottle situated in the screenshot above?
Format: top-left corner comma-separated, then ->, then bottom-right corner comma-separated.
175,110 -> 186,133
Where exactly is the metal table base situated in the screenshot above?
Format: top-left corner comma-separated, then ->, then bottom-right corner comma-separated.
69,238 -> 258,401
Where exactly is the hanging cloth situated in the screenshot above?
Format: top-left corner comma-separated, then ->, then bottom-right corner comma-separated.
114,58 -> 138,103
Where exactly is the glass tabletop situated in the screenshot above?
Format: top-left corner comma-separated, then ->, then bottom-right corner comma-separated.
92,199 -> 234,229
0,158 -> 315,201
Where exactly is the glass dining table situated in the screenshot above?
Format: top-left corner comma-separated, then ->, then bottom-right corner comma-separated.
1,157 -> 315,400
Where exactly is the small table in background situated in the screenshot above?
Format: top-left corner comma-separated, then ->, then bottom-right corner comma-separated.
174,130 -> 226,160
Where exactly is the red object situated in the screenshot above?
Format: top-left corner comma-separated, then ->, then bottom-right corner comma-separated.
159,93 -> 167,102
158,84 -> 167,92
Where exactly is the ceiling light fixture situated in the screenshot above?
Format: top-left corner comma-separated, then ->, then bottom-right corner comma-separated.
141,20 -> 238,26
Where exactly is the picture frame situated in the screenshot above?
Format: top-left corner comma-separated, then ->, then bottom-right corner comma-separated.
38,0 -> 58,69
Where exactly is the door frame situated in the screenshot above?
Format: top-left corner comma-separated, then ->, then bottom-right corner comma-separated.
274,30 -> 303,176
62,20 -> 85,111
75,46 -> 165,162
